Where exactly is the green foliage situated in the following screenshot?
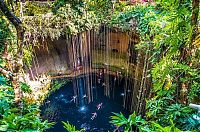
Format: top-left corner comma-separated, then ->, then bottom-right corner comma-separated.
189,81 -> 200,102
23,0 -> 112,41
0,76 -> 7,85
151,120 -> 188,132
178,113 -> 200,131
51,79 -> 70,92
146,0 -> 199,103
52,0 -> 84,13
20,82 -> 32,94
109,112 -> 190,132
166,104 -> 192,120
23,2 -> 52,16
0,12 -> 16,69
0,2 -> 55,131
146,97 -> 197,130
110,112 -> 147,131
23,45 -> 33,68
62,121 -> 84,132
1,109 -> 54,131
147,97 -> 171,119
86,0 -> 113,21
109,5 -> 156,32
0,75 -> 54,131
109,1 -> 199,131
0,13 -> 14,54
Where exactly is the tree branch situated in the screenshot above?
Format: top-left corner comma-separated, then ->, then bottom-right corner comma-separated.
0,0 -> 24,104
0,0 -> 21,28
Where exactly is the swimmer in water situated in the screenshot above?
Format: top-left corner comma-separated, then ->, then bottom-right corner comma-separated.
99,69 -> 103,78
46,100 -> 50,104
120,93 -> 125,96
70,95 -> 77,103
97,103 -> 103,110
82,94 -> 87,99
45,100 -> 51,106
91,112 -> 97,120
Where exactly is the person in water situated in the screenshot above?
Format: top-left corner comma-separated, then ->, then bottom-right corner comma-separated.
70,95 -> 77,103
99,71 -> 103,78
82,94 -> 87,99
45,100 -> 50,105
97,103 -> 103,110
91,112 -> 97,120
98,78 -> 101,84
97,69 -> 105,84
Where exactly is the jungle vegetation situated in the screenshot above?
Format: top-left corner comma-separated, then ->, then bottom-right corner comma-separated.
0,0 -> 200,131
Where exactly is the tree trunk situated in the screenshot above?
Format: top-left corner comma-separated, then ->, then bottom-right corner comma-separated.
0,0 -> 25,105
186,0 -> 199,103
191,0 -> 199,36
177,0 -> 199,104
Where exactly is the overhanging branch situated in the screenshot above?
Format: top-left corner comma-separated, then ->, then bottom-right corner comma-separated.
0,0 -> 21,28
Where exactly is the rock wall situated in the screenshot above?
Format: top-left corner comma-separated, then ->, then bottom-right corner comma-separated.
96,29 -> 130,53
29,38 -> 71,78
29,32 -> 92,78
29,29 -> 133,79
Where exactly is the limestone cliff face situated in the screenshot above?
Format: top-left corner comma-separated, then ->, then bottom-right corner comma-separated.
97,30 -> 130,53
30,38 -> 71,78
29,32 -> 93,78
29,29 -> 132,78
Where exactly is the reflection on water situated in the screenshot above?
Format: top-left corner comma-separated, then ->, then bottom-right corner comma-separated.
41,74 -> 130,132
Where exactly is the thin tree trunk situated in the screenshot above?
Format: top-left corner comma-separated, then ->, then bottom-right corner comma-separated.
191,0 -> 199,36
0,0 -> 25,105
186,0 -> 199,103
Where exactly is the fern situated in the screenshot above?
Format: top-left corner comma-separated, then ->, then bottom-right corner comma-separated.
62,121 -> 84,132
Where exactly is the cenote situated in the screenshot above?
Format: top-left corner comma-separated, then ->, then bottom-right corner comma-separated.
1,1 -> 200,132
41,73 -> 132,132
29,25 -> 143,132
31,25 -> 142,132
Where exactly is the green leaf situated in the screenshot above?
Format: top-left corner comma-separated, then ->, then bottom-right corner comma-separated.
0,125 -> 8,132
